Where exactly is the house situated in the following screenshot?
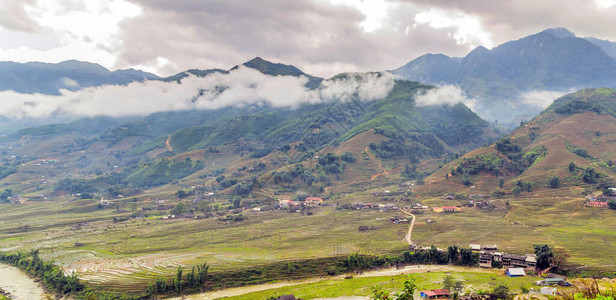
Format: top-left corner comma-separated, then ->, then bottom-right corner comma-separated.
502,254 -> 536,268
420,289 -> 450,299
536,278 -> 569,286
304,197 -> 323,205
586,201 -> 608,207
482,245 -> 498,252
469,244 -> 481,252
506,268 -> 526,277
479,252 -> 493,268
433,206 -> 462,213
278,199 -> 296,207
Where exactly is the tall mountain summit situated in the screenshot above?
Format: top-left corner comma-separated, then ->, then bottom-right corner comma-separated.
393,28 -> 616,124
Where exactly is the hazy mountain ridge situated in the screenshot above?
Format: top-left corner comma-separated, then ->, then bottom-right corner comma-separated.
0,60 -> 161,95
393,28 -> 616,123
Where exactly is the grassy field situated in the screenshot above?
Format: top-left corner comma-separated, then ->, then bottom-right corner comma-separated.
216,267 -> 541,300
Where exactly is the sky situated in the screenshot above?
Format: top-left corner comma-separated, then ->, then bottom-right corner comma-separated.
1,0 -> 616,78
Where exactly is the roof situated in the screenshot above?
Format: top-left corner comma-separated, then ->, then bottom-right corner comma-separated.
507,268 -> 526,276
305,197 -> 323,201
432,289 -> 450,296
421,289 -> 450,297
588,201 -> 608,205
543,278 -> 565,282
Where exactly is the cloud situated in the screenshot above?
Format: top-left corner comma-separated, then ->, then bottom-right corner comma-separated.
2,0 -> 616,79
414,85 -> 477,108
517,90 -> 568,108
0,68 -> 395,119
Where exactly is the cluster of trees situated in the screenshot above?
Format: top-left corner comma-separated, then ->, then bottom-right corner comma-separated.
272,163 -> 329,186
0,250 -> 84,295
0,189 -> 12,203
0,165 -> 17,181
369,131 -> 443,161
55,158 -> 205,195
402,164 -> 425,183
147,262 -> 209,295
512,180 -> 533,195
317,153 -> 346,174
451,153 -> 504,176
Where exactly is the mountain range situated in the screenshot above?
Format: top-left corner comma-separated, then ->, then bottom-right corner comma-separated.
393,28 -> 616,123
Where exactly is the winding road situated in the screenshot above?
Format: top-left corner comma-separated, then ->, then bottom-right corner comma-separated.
398,208 -> 416,246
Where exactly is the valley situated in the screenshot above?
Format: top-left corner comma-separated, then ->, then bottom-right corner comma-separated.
1,24 -> 616,300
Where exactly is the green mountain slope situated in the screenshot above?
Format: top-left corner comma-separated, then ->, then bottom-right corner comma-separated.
423,88 -> 616,194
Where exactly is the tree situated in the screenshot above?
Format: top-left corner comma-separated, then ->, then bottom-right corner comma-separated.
525,182 -> 532,193
447,246 -> 459,263
462,175 -> 472,186
341,151 -> 356,163
582,167 -> 597,183
608,201 -> 616,210
172,202 -> 187,215
492,284 -> 509,299
534,244 -> 553,269
549,176 -> 560,188
395,275 -> 417,300
550,247 -> 569,269
512,186 -> 521,195
498,178 -> 505,188
569,162 -> 576,172
371,285 -> 391,300
443,275 -> 455,291
232,198 -> 241,209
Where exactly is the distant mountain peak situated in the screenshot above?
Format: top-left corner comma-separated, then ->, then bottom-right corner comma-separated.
542,28 -> 576,38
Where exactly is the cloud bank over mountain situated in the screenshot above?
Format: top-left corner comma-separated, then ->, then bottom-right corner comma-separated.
0,67 -> 395,119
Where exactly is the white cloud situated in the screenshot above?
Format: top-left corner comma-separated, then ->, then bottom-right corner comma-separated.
415,85 -> 477,109
0,68 -> 395,119
414,8 -> 493,49
518,90 -> 568,108
0,0 -> 140,68
594,0 -> 616,8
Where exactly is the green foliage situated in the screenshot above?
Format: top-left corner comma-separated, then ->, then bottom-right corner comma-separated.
317,153 -> 345,174
565,142 -> 592,159
498,178 -> 505,188
0,165 -> 17,181
455,153 -> 503,175
512,186 -> 521,195
172,202 -> 187,215
126,158 -> 204,187
523,145 -> 547,166
582,167 -> 598,184
608,201 -> 616,210
534,244 -> 553,269
0,189 -> 12,203
340,151 -> 356,163
251,148 -> 273,158
492,284 -> 510,299
462,175 -> 472,186
549,176 -> 560,188
0,251 -> 86,296
395,275 -> 417,300
495,138 -> 521,154
569,162 -> 577,172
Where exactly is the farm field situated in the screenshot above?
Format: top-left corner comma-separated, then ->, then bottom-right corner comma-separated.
201,266 -> 542,300
1,186 -> 615,295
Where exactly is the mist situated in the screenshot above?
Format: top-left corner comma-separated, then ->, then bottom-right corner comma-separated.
414,85 -> 477,109
517,90 -> 568,108
0,67 -> 395,119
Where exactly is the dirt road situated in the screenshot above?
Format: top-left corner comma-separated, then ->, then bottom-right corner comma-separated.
399,208 -> 416,246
